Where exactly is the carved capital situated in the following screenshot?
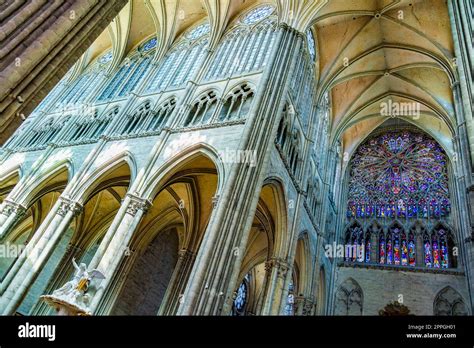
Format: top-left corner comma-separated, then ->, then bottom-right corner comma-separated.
126,193 -> 152,216
0,200 -> 26,218
178,248 -> 195,262
302,298 -> 315,316
212,194 -> 220,208
57,197 -> 83,217
265,257 -> 291,279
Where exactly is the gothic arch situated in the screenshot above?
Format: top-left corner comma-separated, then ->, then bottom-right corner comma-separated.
71,152 -> 135,203
0,168 -> 21,203
92,145 -> 221,315
26,155 -> 133,315
0,164 -> 23,185
335,278 -> 363,315
21,161 -> 72,206
261,177 -> 289,259
317,266 -> 326,315
144,143 -> 224,201
433,286 -> 469,316
294,232 -> 312,300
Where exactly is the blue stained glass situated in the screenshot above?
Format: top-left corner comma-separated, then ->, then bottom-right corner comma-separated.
393,231 -> 400,265
142,37 -> 157,52
379,235 -> 385,264
440,240 -> 449,268
365,238 -> 371,263
401,238 -> 408,266
386,237 -> 393,264
233,277 -> 248,315
347,130 -> 450,220
408,238 -> 416,266
99,51 -> 113,64
242,5 -> 274,24
186,22 -> 210,40
306,29 -> 316,61
432,240 -> 440,268
424,240 -> 432,267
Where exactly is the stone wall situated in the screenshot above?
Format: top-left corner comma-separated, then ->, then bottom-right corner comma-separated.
335,265 -> 470,315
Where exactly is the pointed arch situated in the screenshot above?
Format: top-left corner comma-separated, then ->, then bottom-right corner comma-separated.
433,286 -> 469,315
143,142 -> 224,201
335,277 -> 363,315
20,160 -> 72,206
261,177 -> 289,258
294,231 -> 312,298
71,152 -> 135,204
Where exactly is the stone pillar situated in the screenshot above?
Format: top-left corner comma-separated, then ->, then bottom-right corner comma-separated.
158,248 -> 196,315
261,257 -> 291,315
448,0 -> 474,167
0,1 -> 128,144
294,296 -> 315,316
294,296 -> 305,315
87,194 -> 151,313
32,243 -> 83,315
0,197 -> 82,314
177,24 -> 305,316
0,200 -> 26,237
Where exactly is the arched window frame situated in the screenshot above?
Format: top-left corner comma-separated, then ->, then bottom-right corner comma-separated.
119,101 -> 153,136
97,39 -> 156,102
183,91 -> 218,127
204,5 -> 277,81
67,107 -> 118,143
232,273 -> 250,316
145,22 -> 210,94
142,98 -> 177,133
18,115 -> 70,150
217,83 -> 255,122
58,50 -> 112,107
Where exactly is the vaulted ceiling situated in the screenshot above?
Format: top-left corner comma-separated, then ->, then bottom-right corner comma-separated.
312,0 -> 457,160
77,0 -> 457,157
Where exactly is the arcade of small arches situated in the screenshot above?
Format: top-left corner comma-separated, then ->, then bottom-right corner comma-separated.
0,0 -> 473,316
0,149 -> 317,316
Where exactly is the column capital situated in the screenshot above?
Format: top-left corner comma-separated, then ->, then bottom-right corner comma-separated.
295,295 -> 315,316
178,248 -> 195,261
265,257 -> 291,279
212,194 -> 220,208
57,197 -> 83,217
0,200 -> 27,217
277,22 -> 305,39
125,193 -> 152,216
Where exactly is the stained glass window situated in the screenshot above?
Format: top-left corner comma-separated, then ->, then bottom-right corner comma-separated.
386,234 -> 393,264
393,229 -> 401,265
347,130 -> 450,220
99,51 -> 113,64
284,281 -> 295,315
232,274 -> 249,315
432,236 -> 440,268
345,224 -> 364,262
234,281 -> 247,310
439,230 -> 449,268
408,233 -> 416,266
186,22 -> 210,40
424,236 -> 432,267
306,29 -> 316,61
365,233 -> 371,263
401,234 -> 408,266
422,228 -> 454,269
141,37 -> 157,52
379,234 -> 386,264
242,5 -> 274,24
